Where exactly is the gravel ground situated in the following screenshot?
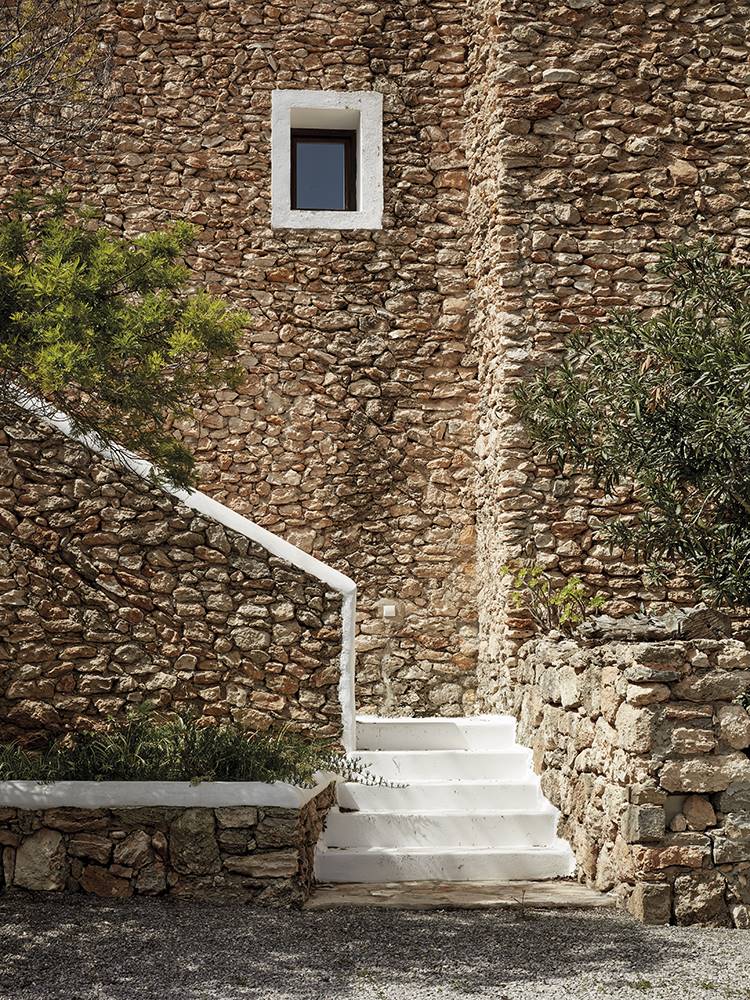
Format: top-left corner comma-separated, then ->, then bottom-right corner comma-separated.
0,896 -> 747,1000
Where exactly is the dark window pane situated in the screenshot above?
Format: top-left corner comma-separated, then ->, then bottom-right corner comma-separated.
295,140 -> 347,210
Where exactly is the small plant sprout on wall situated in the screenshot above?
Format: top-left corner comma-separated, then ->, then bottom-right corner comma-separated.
516,241 -> 750,609
501,563 -> 605,636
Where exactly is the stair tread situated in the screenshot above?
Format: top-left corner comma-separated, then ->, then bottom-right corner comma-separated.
355,750 -> 527,759
356,715 -> 513,725
340,778 -> 538,786
334,808 -> 555,817
319,843 -> 570,855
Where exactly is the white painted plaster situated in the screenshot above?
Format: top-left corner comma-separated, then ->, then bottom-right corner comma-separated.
12,391 -> 359,750
0,778 -> 334,810
271,89 -> 383,230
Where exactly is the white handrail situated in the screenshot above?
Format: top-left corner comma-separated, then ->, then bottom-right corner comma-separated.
11,392 -> 359,750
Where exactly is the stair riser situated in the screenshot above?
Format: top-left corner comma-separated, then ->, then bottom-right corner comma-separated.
336,782 -> 541,812
356,720 -> 516,752
322,811 -> 559,850
354,750 -> 531,782
315,847 -> 575,884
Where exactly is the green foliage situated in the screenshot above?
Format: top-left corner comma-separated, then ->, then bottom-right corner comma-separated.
501,562 -> 606,636
0,190 -> 247,487
516,241 -> 750,607
0,704 -> 365,786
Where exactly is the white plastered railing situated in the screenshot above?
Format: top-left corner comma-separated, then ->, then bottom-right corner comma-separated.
12,393 -> 358,751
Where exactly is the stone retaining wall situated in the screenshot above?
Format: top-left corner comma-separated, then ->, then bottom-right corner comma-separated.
0,410 -> 343,744
0,783 -> 335,906
500,631 -> 750,926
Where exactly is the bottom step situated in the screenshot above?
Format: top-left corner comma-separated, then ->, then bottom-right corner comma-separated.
314,843 -> 575,884
307,879 -> 612,911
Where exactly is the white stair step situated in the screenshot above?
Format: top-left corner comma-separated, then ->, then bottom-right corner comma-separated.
315,843 -> 575,883
322,807 -> 559,849
353,749 -> 531,782
356,715 -> 516,751
336,778 -> 541,812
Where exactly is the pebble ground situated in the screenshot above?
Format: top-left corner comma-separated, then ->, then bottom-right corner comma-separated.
0,896 -> 747,1000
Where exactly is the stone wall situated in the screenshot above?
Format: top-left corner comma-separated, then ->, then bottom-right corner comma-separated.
502,629 -> 750,926
465,0 -> 750,710
3,0 -> 750,720
0,410 -> 343,744
0,783 -> 335,906
0,0 -> 479,719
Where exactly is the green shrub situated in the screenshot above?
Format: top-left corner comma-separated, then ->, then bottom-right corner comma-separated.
0,190 -> 247,488
0,705 -> 364,786
515,241 -> 750,607
501,562 -> 606,636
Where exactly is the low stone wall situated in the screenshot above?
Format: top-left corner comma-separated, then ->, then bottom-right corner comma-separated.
0,410 -> 343,743
500,630 -> 750,927
0,783 -> 335,906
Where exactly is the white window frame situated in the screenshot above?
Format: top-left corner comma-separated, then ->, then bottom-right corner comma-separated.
271,89 -> 384,231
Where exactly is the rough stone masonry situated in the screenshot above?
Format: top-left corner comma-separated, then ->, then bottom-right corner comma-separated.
2,0 -> 750,925
503,624 -> 750,927
3,0 -> 750,718
0,411 -> 343,743
0,783 -> 336,906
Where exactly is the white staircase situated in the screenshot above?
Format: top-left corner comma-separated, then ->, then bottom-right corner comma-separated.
315,715 -> 575,884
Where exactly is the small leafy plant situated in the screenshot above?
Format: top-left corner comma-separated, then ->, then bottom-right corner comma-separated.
501,562 -> 606,636
0,704 -> 367,786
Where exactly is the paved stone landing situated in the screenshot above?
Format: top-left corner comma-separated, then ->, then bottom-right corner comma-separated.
306,880 -> 614,911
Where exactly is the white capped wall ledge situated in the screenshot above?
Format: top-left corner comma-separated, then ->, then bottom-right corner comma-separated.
11,390 -> 359,751
0,779 -> 334,810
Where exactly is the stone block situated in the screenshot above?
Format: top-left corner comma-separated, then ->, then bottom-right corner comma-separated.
628,882 -> 672,925
712,813 -> 750,864
80,865 -> 133,899
170,809 -> 220,875
135,861 -> 167,895
632,833 -> 710,875
682,796 -> 716,832
623,804 -> 665,844
615,703 -> 656,753
660,754 -> 750,793
215,807 -> 259,828
255,809 -> 299,848
719,782 -> 750,813
673,671 -> 750,703
113,830 -> 152,868
68,833 -> 113,865
43,808 -> 109,832
223,850 -> 299,877
669,726 -> 716,755
13,829 -> 66,891
673,871 -> 730,927
717,705 -> 750,750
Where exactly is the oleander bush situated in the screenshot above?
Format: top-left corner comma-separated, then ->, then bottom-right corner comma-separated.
516,241 -> 750,607
0,705 -> 363,786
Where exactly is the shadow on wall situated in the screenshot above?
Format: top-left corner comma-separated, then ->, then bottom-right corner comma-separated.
0,896 -> 701,999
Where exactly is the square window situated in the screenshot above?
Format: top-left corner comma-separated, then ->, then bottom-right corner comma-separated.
271,90 -> 383,230
291,129 -> 357,212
